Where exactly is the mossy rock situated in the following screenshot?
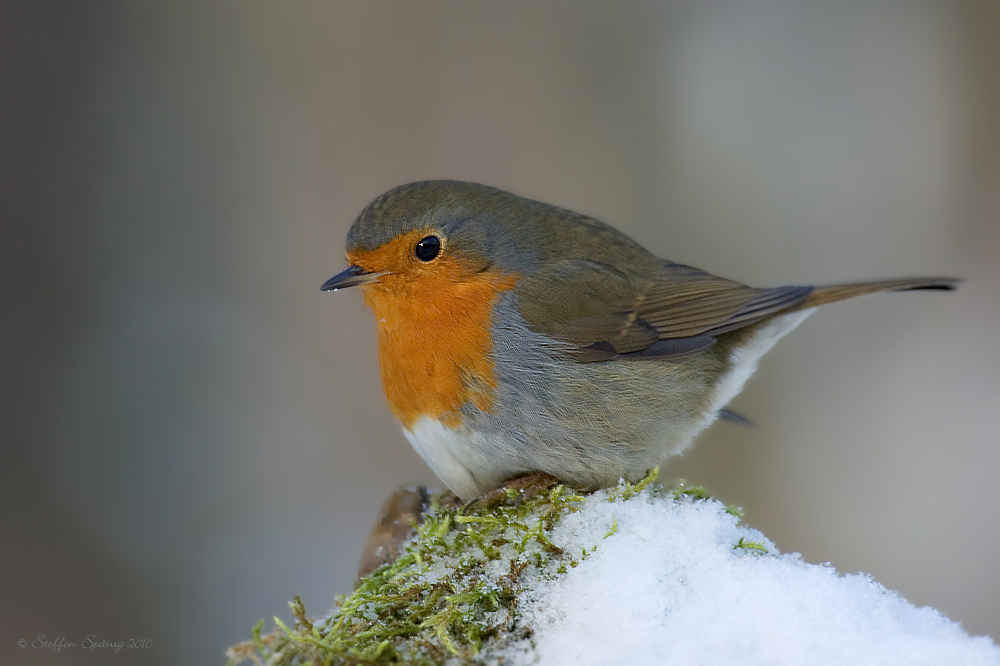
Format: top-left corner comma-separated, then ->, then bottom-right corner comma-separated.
228,471 -> 678,665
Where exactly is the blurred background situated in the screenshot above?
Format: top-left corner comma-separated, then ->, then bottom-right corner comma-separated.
3,1 -> 999,664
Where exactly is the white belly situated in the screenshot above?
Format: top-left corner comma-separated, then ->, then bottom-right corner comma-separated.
404,418 -> 503,500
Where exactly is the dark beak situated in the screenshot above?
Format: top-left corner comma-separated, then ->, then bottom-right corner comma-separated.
321,265 -> 384,291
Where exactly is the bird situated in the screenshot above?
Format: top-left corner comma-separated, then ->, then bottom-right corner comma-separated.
323,180 -> 958,501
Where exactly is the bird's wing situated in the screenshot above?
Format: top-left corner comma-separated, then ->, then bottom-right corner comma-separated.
515,259 -> 813,362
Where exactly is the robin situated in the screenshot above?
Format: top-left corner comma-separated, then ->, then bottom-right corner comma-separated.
323,181 -> 958,501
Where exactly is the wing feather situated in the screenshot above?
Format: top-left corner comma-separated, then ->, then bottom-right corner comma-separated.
515,259 -> 813,362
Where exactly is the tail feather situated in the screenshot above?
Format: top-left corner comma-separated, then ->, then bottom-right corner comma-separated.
792,277 -> 959,310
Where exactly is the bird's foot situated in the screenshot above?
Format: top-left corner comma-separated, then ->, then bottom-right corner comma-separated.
356,473 -> 561,578
470,471 -> 561,511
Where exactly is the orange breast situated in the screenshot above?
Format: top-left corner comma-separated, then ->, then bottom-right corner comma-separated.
349,235 -> 518,429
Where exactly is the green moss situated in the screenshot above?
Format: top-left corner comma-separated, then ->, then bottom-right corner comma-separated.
671,483 -> 710,502
733,537 -> 771,555
228,481 -> 592,665
228,469 -> 742,665
605,466 -> 659,502
603,516 -> 619,539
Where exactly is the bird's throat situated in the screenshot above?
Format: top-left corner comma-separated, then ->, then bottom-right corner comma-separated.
361,263 -> 518,429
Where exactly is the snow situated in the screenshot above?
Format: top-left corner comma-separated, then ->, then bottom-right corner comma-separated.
495,485 -> 1000,666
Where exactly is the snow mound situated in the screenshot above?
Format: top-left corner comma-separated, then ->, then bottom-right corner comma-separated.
497,484 -> 999,666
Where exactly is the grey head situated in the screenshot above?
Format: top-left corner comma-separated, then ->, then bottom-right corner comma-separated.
344,180 -> 657,276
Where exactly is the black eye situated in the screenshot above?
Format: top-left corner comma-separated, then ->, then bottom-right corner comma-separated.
415,235 -> 441,261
